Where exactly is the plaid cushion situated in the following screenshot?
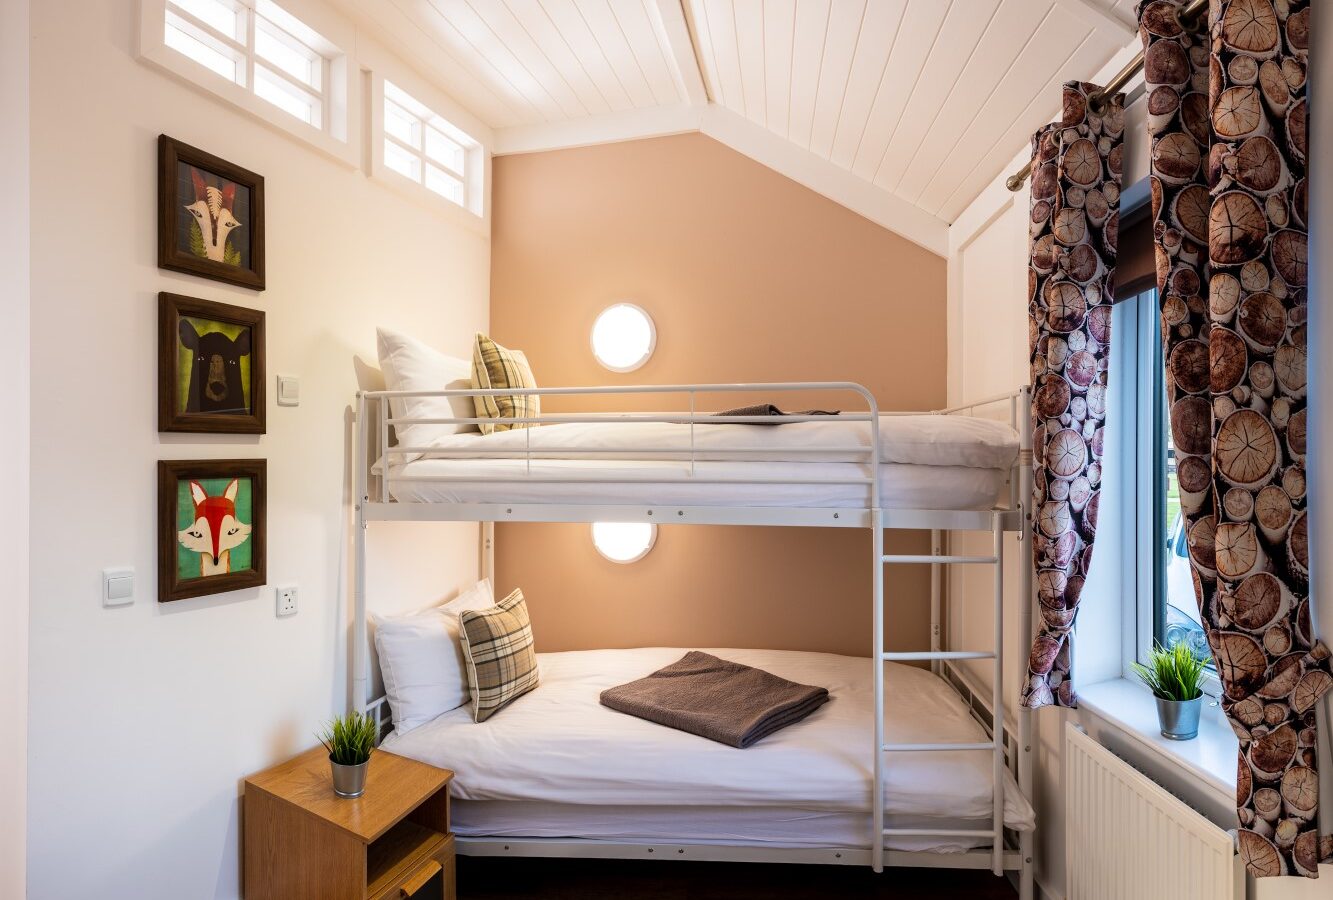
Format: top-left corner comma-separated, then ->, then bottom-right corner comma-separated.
471,333 -> 538,435
458,589 -> 540,722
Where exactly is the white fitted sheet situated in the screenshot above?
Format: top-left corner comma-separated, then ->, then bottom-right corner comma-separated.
397,415 -> 1019,468
383,648 -> 1035,841
378,414 -> 1019,510
384,458 -> 1008,509
451,802 -> 1011,854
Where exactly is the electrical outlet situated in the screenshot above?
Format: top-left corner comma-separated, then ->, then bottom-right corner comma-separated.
276,586 -> 298,617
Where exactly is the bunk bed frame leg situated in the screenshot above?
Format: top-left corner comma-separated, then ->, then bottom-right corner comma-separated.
482,521 -> 495,582
1017,386 -> 1036,900
991,516 -> 1005,877
929,529 -> 942,678
872,508 -> 885,873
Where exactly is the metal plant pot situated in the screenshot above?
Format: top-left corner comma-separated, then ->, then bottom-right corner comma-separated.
329,757 -> 369,798
1155,695 -> 1203,741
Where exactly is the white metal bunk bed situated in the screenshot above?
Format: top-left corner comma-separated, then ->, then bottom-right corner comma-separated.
351,382 -> 1036,899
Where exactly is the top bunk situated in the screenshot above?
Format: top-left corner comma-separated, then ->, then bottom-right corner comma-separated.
355,382 -> 1030,531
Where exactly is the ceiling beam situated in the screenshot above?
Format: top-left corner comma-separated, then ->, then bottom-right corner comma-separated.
1057,0 -> 1137,41
700,107 -> 949,257
649,0 -> 709,107
493,105 -> 703,156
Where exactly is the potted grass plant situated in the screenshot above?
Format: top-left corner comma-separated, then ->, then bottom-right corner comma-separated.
319,711 -> 378,798
1131,642 -> 1208,741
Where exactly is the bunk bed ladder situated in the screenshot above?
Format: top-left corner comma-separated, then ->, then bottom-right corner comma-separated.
873,515 -> 1006,878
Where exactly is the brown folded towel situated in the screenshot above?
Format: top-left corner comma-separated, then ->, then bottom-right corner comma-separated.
713,404 -> 840,423
600,651 -> 830,748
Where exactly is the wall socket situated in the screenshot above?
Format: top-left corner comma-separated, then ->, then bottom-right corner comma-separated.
276,586 -> 298,617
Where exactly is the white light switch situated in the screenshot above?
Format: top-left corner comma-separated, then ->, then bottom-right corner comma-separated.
103,567 -> 135,607
276,375 -> 300,407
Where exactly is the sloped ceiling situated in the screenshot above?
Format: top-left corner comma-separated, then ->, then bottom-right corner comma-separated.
340,0 -> 1141,252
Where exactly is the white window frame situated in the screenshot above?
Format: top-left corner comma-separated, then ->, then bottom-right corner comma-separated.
1116,286 -> 1223,699
366,63 -> 491,234
138,0 -> 359,167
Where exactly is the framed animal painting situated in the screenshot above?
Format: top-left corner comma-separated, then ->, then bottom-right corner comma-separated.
158,459 -> 266,602
158,135 -> 265,290
159,292 -> 265,433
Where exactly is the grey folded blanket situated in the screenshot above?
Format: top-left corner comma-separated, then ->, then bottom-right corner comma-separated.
600,651 -> 830,748
713,404 -> 840,423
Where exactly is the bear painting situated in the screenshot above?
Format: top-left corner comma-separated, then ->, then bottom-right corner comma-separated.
178,317 -> 251,416
159,293 -> 265,434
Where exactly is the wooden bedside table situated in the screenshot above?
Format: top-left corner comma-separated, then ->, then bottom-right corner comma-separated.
243,747 -> 456,900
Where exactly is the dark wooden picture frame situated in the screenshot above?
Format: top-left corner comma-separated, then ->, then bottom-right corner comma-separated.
159,292 -> 266,434
158,459 -> 267,602
158,135 -> 266,290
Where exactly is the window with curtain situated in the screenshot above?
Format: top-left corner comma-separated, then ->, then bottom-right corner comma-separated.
1115,209 -> 1217,691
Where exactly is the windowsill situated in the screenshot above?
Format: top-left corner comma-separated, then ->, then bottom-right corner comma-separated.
1078,678 -> 1238,802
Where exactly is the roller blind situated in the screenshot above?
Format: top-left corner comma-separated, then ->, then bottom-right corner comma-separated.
1115,200 -> 1156,301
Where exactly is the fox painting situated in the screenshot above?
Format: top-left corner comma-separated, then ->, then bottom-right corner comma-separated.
178,479 -> 252,577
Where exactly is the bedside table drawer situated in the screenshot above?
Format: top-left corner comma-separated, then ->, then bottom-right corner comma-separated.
370,834 -> 455,900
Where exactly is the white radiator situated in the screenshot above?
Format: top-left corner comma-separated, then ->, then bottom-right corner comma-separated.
1065,724 -> 1240,900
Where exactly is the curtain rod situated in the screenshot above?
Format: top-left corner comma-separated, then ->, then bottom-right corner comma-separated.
1005,0 -> 1208,192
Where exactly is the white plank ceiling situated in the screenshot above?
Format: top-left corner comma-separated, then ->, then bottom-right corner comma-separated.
690,0 -> 1136,221
341,0 -> 1141,238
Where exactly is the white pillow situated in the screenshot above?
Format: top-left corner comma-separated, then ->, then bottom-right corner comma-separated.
373,578 -> 495,734
376,327 -> 477,463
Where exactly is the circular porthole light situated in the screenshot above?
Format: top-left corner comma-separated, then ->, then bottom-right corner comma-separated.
590,303 -> 656,373
591,522 -> 657,564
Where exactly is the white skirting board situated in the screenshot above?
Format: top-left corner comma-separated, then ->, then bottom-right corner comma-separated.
1064,723 -> 1241,900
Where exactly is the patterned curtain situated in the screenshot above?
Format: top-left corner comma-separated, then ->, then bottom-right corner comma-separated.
1138,0 -> 1331,878
1022,82 -> 1124,710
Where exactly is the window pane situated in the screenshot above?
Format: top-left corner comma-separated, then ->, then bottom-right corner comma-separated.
255,16 -> 320,91
425,165 -> 464,205
168,0 -> 240,40
1155,298 -> 1212,666
381,80 -> 478,213
165,15 -> 239,83
384,101 -> 420,148
254,64 -> 320,126
384,140 -> 421,181
425,127 -> 464,174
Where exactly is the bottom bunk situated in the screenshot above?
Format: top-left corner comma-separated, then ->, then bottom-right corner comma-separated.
381,647 -> 1034,858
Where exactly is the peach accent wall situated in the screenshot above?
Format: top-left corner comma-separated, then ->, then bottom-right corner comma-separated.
490,133 -> 946,657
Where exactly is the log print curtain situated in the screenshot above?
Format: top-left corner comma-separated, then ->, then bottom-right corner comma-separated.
1022,83 -> 1124,710
1138,0 -> 1331,877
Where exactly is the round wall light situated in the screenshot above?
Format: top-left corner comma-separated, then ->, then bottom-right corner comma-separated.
590,303 -> 656,373
591,522 -> 657,564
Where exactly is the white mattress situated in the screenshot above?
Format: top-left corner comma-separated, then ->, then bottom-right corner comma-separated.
383,648 -> 1035,849
380,415 -> 1018,511
396,415 -> 1019,467
385,458 -> 1008,509
450,802 -> 1013,854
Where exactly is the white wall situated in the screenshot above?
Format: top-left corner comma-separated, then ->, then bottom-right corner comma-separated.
25,2 -> 488,897
1,0 -> 30,896
947,18 -> 1333,900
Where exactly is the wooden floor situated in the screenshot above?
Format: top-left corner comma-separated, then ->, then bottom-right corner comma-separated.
457,857 -> 1018,899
